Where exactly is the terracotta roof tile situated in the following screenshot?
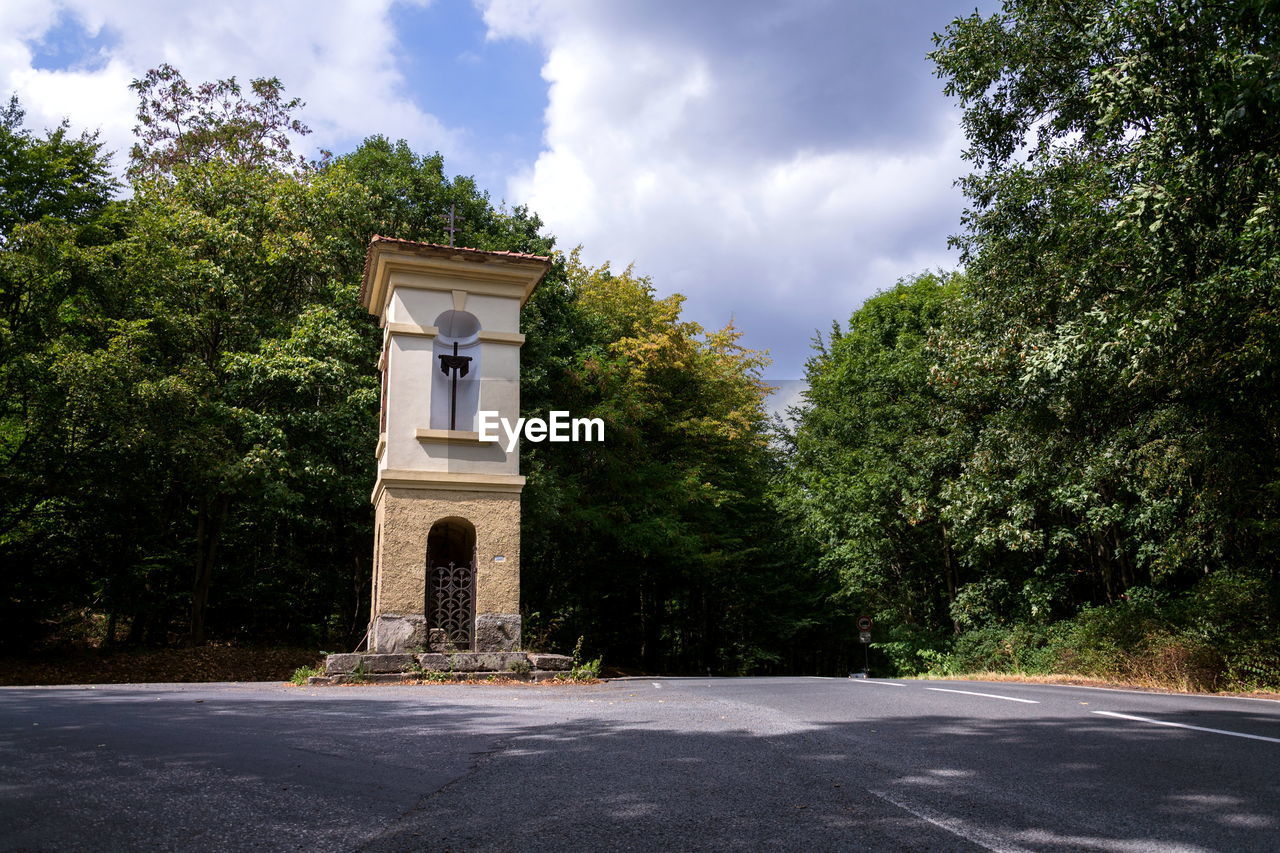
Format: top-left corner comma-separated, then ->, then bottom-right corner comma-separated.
359,235 -> 552,305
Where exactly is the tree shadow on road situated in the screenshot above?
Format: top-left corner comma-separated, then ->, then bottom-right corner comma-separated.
0,683 -> 1275,852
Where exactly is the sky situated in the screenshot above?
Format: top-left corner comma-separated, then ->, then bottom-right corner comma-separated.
1,0 -> 993,394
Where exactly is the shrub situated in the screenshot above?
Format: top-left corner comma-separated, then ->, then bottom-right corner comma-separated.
1177,573 -> 1280,690
924,583 -> 1280,692
874,623 -> 951,676
290,665 -> 320,686
934,623 -> 1062,675
567,657 -> 602,681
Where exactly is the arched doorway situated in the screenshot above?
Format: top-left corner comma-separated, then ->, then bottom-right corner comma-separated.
427,517 -> 476,650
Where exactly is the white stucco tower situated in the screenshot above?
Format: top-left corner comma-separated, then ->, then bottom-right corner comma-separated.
360,236 -> 551,653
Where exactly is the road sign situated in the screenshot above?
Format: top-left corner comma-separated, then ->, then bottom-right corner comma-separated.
859,631 -> 872,643
857,616 -> 873,631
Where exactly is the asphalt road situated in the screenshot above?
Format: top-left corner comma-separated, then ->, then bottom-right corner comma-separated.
1,677 -> 1277,852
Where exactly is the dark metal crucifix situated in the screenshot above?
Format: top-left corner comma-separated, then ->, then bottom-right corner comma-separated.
443,204 -> 458,247
438,342 -> 472,430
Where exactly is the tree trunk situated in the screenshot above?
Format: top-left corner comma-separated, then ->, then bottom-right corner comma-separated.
125,609 -> 148,645
189,496 -> 230,646
104,609 -> 118,648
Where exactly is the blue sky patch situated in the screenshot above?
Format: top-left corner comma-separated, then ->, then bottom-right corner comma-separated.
29,10 -> 115,73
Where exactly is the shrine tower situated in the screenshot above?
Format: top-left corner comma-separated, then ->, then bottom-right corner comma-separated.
359,236 -> 551,653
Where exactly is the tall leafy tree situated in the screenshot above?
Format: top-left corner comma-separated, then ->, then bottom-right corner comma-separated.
781,2 -> 1280,685
930,0 -> 1280,617
115,67 -> 381,644
0,96 -> 117,240
3,66 -> 830,675
521,252 -> 811,672
332,135 -> 552,256
0,96 -> 123,647
128,64 -> 310,180
120,164 -> 376,644
785,274 -> 966,669
0,71 -> 383,649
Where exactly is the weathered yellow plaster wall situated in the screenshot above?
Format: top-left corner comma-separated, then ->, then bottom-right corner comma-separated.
371,498 -> 385,617
372,485 -> 520,617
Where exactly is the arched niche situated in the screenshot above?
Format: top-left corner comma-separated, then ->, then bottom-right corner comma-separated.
426,516 -> 476,649
430,309 -> 482,431
427,515 -> 476,568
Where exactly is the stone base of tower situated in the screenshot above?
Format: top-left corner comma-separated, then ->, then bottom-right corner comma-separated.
369,479 -> 523,654
311,650 -> 574,685
369,612 -> 521,653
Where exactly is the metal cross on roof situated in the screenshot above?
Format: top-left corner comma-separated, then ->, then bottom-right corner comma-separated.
443,204 -> 458,247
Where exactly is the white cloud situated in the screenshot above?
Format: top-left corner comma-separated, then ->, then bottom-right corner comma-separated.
1,0 -> 977,376
0,0 -> 455,169
481,0 -> 970,375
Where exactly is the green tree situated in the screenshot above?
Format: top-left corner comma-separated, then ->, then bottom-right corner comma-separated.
930,0 -> 1280,616
3,66 -> 830,675
119,162 -> 376,644
128,64 -> 311,180
1,72 -> 383,650
332,135 -> 552,257
0,95 -> 117,240
779,2 -> 1280,686
520,252 -> 811,672
784,273 -> 966,671
0,96 -> 124,648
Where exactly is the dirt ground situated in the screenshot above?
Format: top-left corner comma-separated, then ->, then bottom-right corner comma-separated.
0,646 -> 322,686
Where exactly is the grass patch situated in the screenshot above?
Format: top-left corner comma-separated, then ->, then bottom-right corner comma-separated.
908,671 -> 1280,700
290,665 -> 321,686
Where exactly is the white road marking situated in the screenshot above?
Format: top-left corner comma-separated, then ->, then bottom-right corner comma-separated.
1028,682 -> 1280,704
869,789 -> 1034,853
651,682 -> 662,689
1013,828 -> 1213,852
849,679 -> 907,687
1092,711 -> 1280,744
926,687 -> 1039,704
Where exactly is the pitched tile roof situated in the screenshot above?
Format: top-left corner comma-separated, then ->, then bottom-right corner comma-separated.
360,235 -> 552,304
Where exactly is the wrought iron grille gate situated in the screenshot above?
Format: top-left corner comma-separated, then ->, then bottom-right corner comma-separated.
428,561 -> 475,650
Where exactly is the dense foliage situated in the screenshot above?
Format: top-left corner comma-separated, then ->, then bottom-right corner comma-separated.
7,0 -> 1278,688
0,67 -> 830,673
521,252 -> 840,672
786,0 -> 1280,689
784,274 -> 965,669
